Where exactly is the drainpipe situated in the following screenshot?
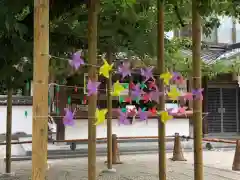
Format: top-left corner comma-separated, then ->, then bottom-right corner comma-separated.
232,18 -> 238,81
232,18 -> 236,44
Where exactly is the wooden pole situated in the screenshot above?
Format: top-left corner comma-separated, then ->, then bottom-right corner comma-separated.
88,0 -> 99,179
192,0 -> 203,180
106,50 -> 113,169
157,1 -> 166,180
32,0 -> 49,179
5,88 -> 13,173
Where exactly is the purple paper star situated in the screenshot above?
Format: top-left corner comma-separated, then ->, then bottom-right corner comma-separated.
131,84 -> 143,99
138,108 -> 148,121
63,108 -> 75,126
87,80 -> 101,96
69,51 -> 85,69
118,109 -> 130,125
149,88 -> 163,103
192,88 -> 203,100
172,72 -> 180,81
118,62 -> 131,79
141,67 -> 154,82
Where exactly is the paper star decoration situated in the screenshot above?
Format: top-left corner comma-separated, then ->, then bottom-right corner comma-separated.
129,82 -> 135,89
95,109 -> 108,125
99,59 -> 113,78
148,107 -> 157,115
172,72 -> 185,84
148,81 -> 157,90
160,72 -> 172,85
142,93 -> 151,103
178,107 -> 186,114
183,92 -> 193,100
118,62 -> 131,79
160,111 -> 173,124
167,87 -> 181,100
141,67 -> 154,82
128,108 -> 137,117
111,80 -> 125,96
69,51 -> 85,69
63,108 -> 75,126
119,96 -> 124,103
192,88 -> 204,100
149,88 -> 163,103
121,107 -> 127,113
138,108 -> 148,121
118,110 -> 130,125
87,80 -> 101,96
131,84 -> 143,99
125,97 -> 132,103
140,82 -> 147,89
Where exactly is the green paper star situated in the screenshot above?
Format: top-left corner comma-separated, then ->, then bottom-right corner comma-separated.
140,82 -> 147,89
122,83 -> 129,89
68,96 -> 71,104
24,111 -> 28,118
135,97 -> 140,104
119,96 -> 124,103
56,108 -> 60,115
121,108 -> 127,113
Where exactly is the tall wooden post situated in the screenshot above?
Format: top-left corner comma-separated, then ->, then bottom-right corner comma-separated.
106,50 -> 113,169
192,0 -> 203,180
5,88 -> 13,173
88,0 -> 99,179
157,1 -> 166,180
32,0 -> 49,179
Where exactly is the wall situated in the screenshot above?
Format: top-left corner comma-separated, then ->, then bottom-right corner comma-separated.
65,118 -> 190,139
0,105 -> 33,135
0,105 -> 190,138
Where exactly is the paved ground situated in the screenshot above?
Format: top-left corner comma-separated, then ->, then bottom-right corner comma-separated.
0,151 -> 239,180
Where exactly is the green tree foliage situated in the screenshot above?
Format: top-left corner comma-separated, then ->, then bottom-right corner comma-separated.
0,1 -> 33,93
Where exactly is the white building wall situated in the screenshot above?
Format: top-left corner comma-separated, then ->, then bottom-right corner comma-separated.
0,105 -> 190,137
0,105 -> 33,134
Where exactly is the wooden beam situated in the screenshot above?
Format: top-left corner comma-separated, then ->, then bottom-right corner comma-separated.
32,0 -> 49,179
157,1 -> 166,180
192,0 -> 203,180
106,50 -> 113,169
88,0 -> 99,179
5,88 -> 13,173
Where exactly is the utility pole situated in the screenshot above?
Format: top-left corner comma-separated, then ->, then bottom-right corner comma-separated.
32,0 -> 49,179
157,0 -> 166,180
88,0 -> 99,179
192,0 -> 203,180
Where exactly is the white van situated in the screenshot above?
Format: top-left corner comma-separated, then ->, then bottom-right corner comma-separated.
48,115 -> 57,140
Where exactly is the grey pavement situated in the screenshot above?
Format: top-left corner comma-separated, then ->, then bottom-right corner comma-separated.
0,153 -> 240,180
1,137 -> 237,161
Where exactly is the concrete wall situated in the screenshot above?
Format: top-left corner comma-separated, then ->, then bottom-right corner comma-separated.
65,118 -> 190,139
0,105 -> 190,138
0,105 -> 33,134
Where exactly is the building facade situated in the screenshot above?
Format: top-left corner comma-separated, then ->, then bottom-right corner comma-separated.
174,16 -> 240,136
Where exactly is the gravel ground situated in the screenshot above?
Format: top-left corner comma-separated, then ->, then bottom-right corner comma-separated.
0,151 -> 240,180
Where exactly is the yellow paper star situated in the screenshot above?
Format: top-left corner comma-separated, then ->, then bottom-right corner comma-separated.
167,87 -> 181,100
160,72 -> 172,85
160,111 -> 173,124
111,80 -> 125,96
99,59 -> 113,78
95,108 -> 108,125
